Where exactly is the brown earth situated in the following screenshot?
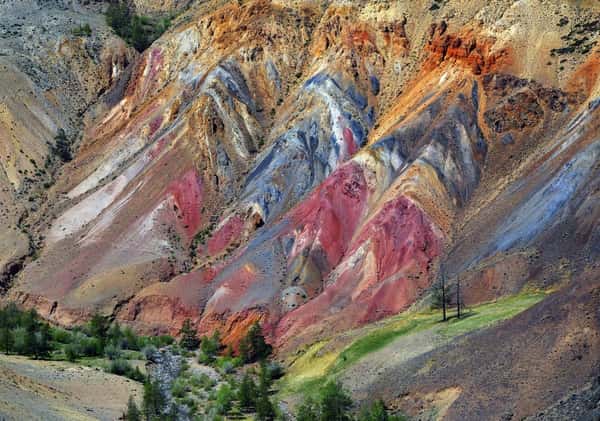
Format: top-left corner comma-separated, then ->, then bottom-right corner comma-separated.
0,355 -> 142,420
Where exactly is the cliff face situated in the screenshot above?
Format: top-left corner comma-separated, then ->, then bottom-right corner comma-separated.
3,0 -> 600,416
0,0 -> 134,293
9,0 -> 600,333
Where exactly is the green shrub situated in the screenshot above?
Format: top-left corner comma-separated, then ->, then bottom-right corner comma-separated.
11,327 -> 26,354
171,377 -> 188,398
215,383 -> 235,415
124,395 -> 141,421
141,344 -> 157,360
51,328 -> 72,344
238,373 -> 258,411
297,396 -> 319,421
265,361 -> 284,380
108,358 -> 131,376
0,328 -> 13,354
104,343 -> 123,360
357,400 -> 407,421
121,327 -> 141,350
72,23 -> 92,37
199,331 -> 221,363
64,343 -> 79,362
107,359 -> 145,382
191,373 -> 215,391
296,381 -> 353,421
142,379 -> 166,419
181,395 -> 197,412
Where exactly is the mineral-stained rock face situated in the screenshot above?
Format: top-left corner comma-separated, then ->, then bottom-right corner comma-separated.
3,0 -> 600,416
0,0 -> 134,293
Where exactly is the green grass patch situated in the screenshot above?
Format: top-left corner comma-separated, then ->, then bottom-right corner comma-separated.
279,290 -> 548,397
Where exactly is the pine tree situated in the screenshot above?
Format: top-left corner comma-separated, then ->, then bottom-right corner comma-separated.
199,330 -> 220,362
319,381 -> 353,421
53,129 -> 72,162
255,393 -> 275,421
142,379 -> 165,419
125,395 -> 141,421
238,372 -> 258,410
179,319 -> 200,350
88,313 -> 110,349
239,322 -> 272,363
34,323 -> 52,359
23,328 -> 37,357
0,328 -> 13,354
255,363 -> 275,420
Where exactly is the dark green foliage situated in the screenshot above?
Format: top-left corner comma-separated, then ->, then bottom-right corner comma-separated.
234,363 -> 277,419
0,328 -> 13,354
256,391 -> 276,420
53,129 -> 72,162
108,359 -> 145,382
72,23 -> 92,37
106,3 -> 130,34
105,2 -> 170,52
87,313 -> 109,342
143,379 -> 166,419
171,377 -> 187,398
104,343 -> 123,360
33,323 -> 52,359
64,343 -> 79,362
122,326 -> 142,350
296,397 -> 319,421
319,381 -> 353,421
0,305 -> 52,359
357,400 -> 406,421
125,395 -> 142,421
0,302 -> 158,382
265,361 -> 284,380
296,381 -> 353,421
255,362 -> 276,420
215,383 -> 235,415
179,319 -> 200,350
238,372 -> 258,410
51,328 -> 72,344
239,322 -> 272,363
198,330 -> 220,363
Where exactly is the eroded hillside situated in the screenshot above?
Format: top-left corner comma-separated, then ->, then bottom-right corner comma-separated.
2,0 -> 599,419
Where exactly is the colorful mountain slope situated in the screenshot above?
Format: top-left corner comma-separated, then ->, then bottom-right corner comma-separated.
2,0 -> 600,418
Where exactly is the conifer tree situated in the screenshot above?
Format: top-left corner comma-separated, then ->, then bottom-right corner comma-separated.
238,372 -> 258,410
0,328 -> 13,354
125,395 -> 141,421
179,319 -> 200,350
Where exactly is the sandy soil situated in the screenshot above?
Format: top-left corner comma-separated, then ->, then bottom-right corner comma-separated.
0,355 -> 143,420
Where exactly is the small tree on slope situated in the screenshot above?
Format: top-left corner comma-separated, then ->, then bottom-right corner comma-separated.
179,318 -> 200,350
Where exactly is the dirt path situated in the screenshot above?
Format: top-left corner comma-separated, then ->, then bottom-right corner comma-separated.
0,354 -> 143,420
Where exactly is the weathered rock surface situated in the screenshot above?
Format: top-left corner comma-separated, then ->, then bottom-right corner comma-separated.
2,0 -> 600,418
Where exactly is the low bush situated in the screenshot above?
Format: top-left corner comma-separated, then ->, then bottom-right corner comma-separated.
214,383 -> 235,415
171,377 -> 188,398
72,23 -> 92,37
107,359 -> 145,382
104,343 -> 123,360
141,344 -> 157,360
